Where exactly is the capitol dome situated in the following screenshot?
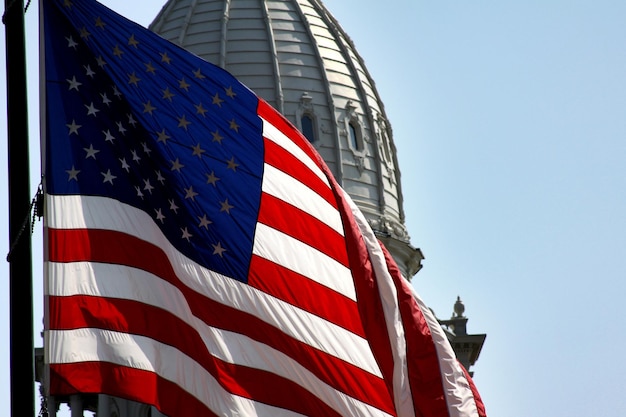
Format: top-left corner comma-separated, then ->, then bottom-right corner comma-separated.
150,0 -> 424,277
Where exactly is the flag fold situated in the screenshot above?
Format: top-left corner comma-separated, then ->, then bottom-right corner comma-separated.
41,1 -> 486,416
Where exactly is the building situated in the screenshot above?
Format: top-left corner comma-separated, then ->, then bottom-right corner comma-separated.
36,0 -> 485,415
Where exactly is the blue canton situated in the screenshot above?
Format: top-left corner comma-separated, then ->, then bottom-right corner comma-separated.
44,0 -> 265,282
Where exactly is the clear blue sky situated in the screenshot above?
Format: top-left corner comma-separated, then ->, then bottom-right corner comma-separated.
2,1 -> 626,416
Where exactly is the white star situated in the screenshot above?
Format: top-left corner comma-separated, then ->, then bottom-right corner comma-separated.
103,130 -> 115,142
128,34 -> 140,48
184,186 -> 198,200
145,61 -> 157,74
162,87 -> 175,101
116,121 -> 126,135
227,157 -> 239,172
66,120 -> 81,136
85,102 -> 100,116
155,208 -> 166,223
119,158 -> 130,172
128,72 -> 141,86
100,92 -> 112,106
95,16 -> 106,29
101,169 -> 116,184
112,86 -> 122,98
205,171 -> 220,186
66,35 -> 78,49
192,143 -> 205,158
198,214 -> 212,229
67,76 -> 82,91
177,114 -> 191,130
112,44 -> 124,58
212,242 -> 226,257
143,101 -> 156,115
131,150 -> 141,163
143,179 -> 154,194
79,26 -> 91,40
160,52 -> 172,64
96,56 -> 107,68
135,186 -> 144,199
178,77 -> 190,91
220,199 -> 234,214
66,165 -> 80,181
84,144 -> 100,159
181,227 -> 193,242
157,129 -> 170,143
155,170 -> 165,184
84,65 -> 96,78
225,86 -> 237,99
169,199 -> 179,213
193,68 -> 205,79
128,113 -> 137,127
170,158 -> 184,172
195,102 -> 208,117
141,142 -> 151,155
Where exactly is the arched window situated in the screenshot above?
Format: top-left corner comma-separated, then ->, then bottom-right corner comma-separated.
301,114 -> 316,143
296,92 -> 319,145
348,122 -> 359,149
381,130 -> 392,162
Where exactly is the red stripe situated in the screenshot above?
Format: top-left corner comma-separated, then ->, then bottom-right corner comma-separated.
47,227 -> 395,414
48,295 -> 344,417
258,98 -> 401,414
459,361 -> 486,417
263,136 -> 337,209
258,192 -> 349,267
381,244 -> 449,417
312,157 -> 399,414
49,362 -> 219,417
248,255 -> 364,337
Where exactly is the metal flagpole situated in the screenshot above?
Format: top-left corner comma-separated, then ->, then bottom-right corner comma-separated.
3,0 -> 35,415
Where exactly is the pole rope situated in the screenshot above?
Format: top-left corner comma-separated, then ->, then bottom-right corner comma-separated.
6,181 -> 43,262
1,0 -> 31,25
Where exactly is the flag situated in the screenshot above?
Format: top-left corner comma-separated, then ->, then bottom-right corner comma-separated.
42,0 -> 486,416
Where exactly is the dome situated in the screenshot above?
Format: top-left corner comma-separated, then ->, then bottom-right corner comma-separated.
149,0 -> 423,277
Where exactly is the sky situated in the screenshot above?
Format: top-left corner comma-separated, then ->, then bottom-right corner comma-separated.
2,1 -> 626,416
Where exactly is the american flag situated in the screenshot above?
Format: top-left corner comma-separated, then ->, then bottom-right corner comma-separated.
42,0 -> 486,416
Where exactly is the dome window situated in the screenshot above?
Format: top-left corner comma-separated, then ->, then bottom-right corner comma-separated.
296,92 -> 319,145
301,114 -> 316,143
349,122 -> 359,149
344,100 -> 364,151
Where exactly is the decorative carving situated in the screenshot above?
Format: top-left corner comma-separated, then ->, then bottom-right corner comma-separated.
387,166 -> 396,186
299,91 -> 313,111
353,154 -> 365,174
346,100 -> 358,119
369,215 -> 410,241
454,296 -> 466,318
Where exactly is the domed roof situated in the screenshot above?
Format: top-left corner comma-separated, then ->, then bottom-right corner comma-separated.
150,0 -> 423,277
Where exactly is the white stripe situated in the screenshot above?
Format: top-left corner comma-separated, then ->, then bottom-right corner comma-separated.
262,163 -> 344,235
344,190 -> 416,417
253,223 -> 356,300
410,287 -> 480,417
347,189 -> 480,417
261,117 -> 329,186
45,194 -> 380,376
48,328 -> 307,417
47,261 -> 390,416
205,327 -> 392,417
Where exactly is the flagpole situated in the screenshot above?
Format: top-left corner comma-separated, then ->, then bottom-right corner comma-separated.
3,0 -> 35,416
